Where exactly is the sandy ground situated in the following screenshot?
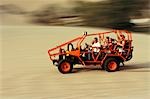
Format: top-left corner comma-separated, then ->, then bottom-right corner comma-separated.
0,25 -> 150,99
0,0 -> 150,98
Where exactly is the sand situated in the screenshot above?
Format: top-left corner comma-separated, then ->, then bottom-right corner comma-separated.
0,25 -> 150,99
0,0 -> 150,98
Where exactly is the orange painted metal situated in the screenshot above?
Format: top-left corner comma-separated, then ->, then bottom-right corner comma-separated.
60,62 -> 71,72
108,61 -> 117,71
48,30 -> 133,66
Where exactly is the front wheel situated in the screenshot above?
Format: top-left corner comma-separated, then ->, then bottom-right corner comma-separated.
58,60 -> 73,74
104,58 -> 120,72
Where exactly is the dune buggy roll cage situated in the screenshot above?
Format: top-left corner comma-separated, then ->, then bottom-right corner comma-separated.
48,30 -> 132,66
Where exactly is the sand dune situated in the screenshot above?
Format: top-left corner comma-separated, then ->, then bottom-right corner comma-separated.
0,26 -> 150,99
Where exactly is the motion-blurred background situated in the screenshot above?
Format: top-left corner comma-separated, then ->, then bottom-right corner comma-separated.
0,1 -> 150,99
0,0 -> 149,32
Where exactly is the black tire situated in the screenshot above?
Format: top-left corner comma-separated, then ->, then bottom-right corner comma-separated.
104,58 -> 120,72
58,60 -> 73,74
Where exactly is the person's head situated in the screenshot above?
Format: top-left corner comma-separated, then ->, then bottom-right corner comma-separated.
106,36 -> 109,42
110,38 -> 115,42
94,37 -> 98,43
106,36 -> 109,39
120,35 -> 125,40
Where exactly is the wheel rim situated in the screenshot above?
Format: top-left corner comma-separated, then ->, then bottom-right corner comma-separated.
61,62 -> 71,72
108,61 -> 117,71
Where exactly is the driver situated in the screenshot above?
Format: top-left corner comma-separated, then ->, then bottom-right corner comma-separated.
87,37 -> 101,60
91,37 -> 101,52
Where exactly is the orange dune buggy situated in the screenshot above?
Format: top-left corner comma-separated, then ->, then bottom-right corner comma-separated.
48,30 -> 133,74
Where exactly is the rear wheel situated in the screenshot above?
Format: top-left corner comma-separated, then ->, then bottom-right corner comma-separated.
58,60 -> 73,74
104,58 -> 119,72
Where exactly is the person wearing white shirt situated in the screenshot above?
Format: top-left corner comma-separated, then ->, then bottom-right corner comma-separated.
88,37 -> 101,60
92,38 -> 101,52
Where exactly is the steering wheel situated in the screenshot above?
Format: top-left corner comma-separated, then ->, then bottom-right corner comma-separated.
67,43 -> 74,51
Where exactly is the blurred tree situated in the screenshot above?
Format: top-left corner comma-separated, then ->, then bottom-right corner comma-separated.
73,0 -> 149,29
107,0 -> 149,29
30,5 -> 61,24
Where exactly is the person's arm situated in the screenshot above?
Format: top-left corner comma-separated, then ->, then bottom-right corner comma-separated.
117,40 -> 125,47
122,40 -> 125,47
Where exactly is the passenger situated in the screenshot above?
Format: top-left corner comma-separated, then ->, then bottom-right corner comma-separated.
109,38 -> 113,48
103,37 -> 115,49
109,38 -> 117,52
104,37 -> 115,53
117,35 -> 126,53
103,36 -> 110,49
